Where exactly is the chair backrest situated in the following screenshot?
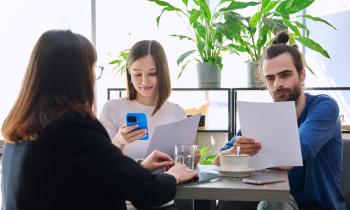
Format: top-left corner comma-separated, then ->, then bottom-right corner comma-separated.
341,138 -> 350,208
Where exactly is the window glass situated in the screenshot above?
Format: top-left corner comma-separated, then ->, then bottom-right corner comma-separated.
0,0 -> 91,138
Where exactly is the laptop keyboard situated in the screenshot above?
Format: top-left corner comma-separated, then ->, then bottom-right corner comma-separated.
182,172 -> 220,185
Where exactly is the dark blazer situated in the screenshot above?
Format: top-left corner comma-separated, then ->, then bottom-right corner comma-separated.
1,111 -> 177,210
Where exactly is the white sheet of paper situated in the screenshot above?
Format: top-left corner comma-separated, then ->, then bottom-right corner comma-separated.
237,101 -> 303,170
144,114 -> 201,158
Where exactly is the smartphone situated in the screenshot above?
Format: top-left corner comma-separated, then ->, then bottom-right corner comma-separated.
125,113 -> 148,140
242,177 -> 287,185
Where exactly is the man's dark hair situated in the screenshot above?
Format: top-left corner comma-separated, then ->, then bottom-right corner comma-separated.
262,31 -> 304,74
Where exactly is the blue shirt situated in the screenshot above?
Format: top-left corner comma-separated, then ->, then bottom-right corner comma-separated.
222,94 -> 347,210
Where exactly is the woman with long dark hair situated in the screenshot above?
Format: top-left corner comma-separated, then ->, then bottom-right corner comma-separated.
1,30 -> 197,210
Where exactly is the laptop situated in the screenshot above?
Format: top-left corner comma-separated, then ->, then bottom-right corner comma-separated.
182,171 -> 220,185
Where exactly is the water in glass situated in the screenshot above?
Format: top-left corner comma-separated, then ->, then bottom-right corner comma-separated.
175,152 -> 194,169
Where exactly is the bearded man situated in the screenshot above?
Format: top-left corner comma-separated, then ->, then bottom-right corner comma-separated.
215,32 -> 347,210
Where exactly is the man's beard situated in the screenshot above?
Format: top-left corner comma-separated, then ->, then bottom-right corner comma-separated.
271,84 -> 301,102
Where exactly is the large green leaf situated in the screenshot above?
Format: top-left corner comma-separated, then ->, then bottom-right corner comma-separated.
177,50 -> 196,65
224,43 -> 248,52
216,23 -> 234,40
295,21 -> 310,37
275,1 -> 288,14
302,15 -> 337,30
296,37 -> 330,58
205,32 -> 214,58
263,17 -> 287,35
262,0 -> 271,9
285,0 -> 293,9
225,23 -> 242,41
276,0 -> 315,14
223,10 -> 243,23
181,0 -> 188,6
288,0 -> 315,14
197,41 -> 206,61
249,11 -> 261,27
193,22 -> 206,42
219,1 -> 260,12
257,25 -> 269,50
189,9 -> 201,26
214,23 -> 224,43
261,0 -> 278,13
198,0 -> 211,22
282,19 -> 301,36
222,11 -> 243,40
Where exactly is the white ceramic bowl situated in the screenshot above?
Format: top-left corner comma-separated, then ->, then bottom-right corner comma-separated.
219,154 -> 250,171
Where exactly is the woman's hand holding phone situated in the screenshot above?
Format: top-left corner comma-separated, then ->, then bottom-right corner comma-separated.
112,123 -> 147,150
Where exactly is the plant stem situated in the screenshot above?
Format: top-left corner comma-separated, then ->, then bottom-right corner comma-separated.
250,33 -> 258,61
177,9 -> 195,45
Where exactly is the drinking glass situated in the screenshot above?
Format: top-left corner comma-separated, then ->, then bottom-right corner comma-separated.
174,144 -> 196,169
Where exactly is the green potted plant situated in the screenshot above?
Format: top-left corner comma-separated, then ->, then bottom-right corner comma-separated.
199,146 -> 217,165
108,49 -> 130,75
147,0 -> 259,88
224,0 -> 336,87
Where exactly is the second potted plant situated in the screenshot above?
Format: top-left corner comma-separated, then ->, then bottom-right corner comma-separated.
147,0 -> 259,88
224,0 -> 336,87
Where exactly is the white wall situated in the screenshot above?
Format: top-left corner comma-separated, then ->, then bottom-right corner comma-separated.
0,0 -> 91,138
